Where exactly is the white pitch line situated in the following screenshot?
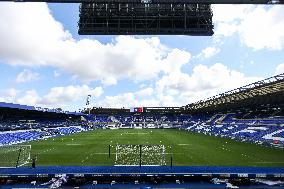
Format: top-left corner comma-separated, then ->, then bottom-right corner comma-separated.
121,133 -> 148,135
66,144 -> 82,146
253,162 -> 284,164
81,152 -> 108,163
92,153 -> 109,154
81,155 -> 89,163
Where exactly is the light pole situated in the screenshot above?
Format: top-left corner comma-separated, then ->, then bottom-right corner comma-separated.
86,94 -> 91,115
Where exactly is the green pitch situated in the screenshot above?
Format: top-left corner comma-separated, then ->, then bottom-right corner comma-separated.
24,129 -> 284,167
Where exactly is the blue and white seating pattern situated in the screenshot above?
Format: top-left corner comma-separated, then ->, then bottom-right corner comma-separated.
91,114 -> 193,128
47,126 -> 88,135
0,130 -> 45,145
89,113 -> 284,147
0,121 -> 90,146
1,112 -> 283,148
184,114 -> 284,148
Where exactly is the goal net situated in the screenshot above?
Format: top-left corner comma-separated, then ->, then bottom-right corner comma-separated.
115,144 -> 166,166
0,145 -> 31,168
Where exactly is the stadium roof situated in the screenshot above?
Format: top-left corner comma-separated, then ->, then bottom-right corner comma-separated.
184,73 -> 284,113
0,102 -> 85,116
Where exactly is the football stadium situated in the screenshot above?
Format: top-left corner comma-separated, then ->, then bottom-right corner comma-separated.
0,0 -> 284,188
0,73 -> 284,187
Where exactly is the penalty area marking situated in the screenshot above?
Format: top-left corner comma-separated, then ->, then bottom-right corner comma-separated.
81,152 -> 110,163
177,144 -> 192,146
120,133 -> 149,135
66,144 -> 82,146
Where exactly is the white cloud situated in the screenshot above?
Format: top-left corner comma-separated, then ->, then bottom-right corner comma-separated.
275,63 -> 284,75
0,3 -> 191,85
16,69 -> 39,83
212,5 -> 252,38
155,63 -> 262,105
213,5 -> 250,23
239,6 -> 284,50
2,63 -> 262,109
101,77 -> 117,86
135,87 -> 154,97
0,88 -> 19,102
213,5 -> 284,50
214,22 -> 240,37
197,46 -> 220,59
97,93 -> 137,108
96,87 -> 157,108
162,48 -> 191,73
53,70 -> 61,77
17,90 -> 40,106
96,63 -> 262,107
1,85 -> 103,109
41,85 -> 103,105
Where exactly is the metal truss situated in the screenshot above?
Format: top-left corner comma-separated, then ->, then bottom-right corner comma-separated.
79,3 -> 213,35
184,73 -> 284,113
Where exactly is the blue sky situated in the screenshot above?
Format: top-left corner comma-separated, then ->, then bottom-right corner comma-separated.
0,3 -> 283,111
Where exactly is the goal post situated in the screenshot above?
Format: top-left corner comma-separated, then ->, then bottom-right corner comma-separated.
115,144 -> 167,166
0,145 -> 31,168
